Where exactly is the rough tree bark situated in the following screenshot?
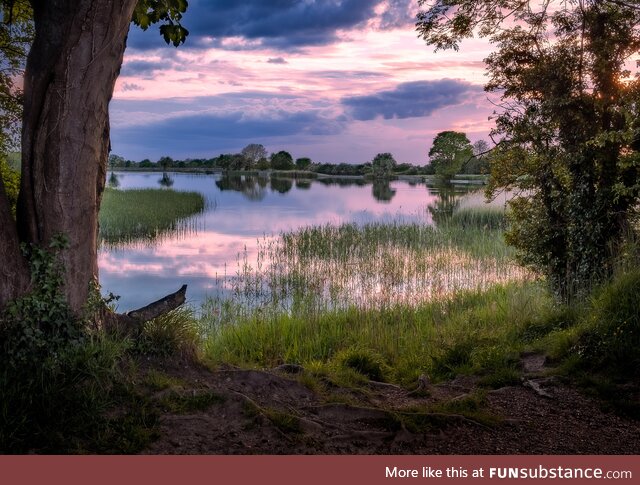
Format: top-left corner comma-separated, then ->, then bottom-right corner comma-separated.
0,0 -> 139,313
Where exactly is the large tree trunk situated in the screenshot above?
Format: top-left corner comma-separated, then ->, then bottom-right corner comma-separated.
8,0 -> 138,313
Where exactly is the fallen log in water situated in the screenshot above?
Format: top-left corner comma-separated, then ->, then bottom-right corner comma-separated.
127,284 -> 188,322
103,284 -> 188,335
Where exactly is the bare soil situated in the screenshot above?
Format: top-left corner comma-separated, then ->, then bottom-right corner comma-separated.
140,356 -> 640,455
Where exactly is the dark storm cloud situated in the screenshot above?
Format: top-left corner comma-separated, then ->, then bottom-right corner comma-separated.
111,108 -> 344,158
378,0 -> 415,29
120,59 -> 169,78
126,0 -> 415,51
188,0 -> 377,49
342,79 -> 481,121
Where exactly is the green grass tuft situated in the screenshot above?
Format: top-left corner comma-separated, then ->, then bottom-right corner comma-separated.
139,307 -> 201,359
264,408 -> 303,434
144,370 -> 187,391
478,366 -> 522,389
334,347 -> 390,382
575,270 -> 640,375
429,391 -> 500,426
392,391 -> 499,433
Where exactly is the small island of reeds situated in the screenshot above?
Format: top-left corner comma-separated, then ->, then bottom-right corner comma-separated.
99,187 -> 205,247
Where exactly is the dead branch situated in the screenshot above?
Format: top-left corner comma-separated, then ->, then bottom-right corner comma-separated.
103,284 -> 188,336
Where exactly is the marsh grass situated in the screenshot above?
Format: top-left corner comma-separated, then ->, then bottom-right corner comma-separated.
447,208 -> 506,231
206,281 -> 557,385
202,208 -> 529,324
99,188 -> 205,247
199,207 -> 635,396
202,204 -> 552,386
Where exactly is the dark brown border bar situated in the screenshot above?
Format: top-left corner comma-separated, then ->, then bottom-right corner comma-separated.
1,455 -> 637,485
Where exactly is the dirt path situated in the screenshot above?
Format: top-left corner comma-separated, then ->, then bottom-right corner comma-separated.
141,358 -> 640,455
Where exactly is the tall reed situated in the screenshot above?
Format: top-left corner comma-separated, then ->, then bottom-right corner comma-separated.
203,209 -> 529,323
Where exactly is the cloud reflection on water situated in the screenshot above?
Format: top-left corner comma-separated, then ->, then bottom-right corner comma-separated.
99,172 -> 478,310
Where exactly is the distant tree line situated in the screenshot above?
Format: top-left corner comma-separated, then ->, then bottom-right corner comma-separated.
109,145 -> 310,172
109,135 -> 491,178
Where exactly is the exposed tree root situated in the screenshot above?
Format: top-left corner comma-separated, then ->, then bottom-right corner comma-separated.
524,379 -> 554,399
228,389 -> 297,442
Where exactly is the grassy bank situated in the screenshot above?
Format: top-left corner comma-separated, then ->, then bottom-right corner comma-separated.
205,281 -> 553,387
201,209 -> 639,403
200,208 -> 540,386
99,188 -> 205,247
203,267 -> 640,406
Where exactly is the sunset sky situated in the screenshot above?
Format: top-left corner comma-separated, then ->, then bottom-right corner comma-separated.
110,0 -> 496,164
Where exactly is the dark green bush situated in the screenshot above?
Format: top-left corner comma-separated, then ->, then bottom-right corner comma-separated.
0,237 -> 154,453
0,336 -> 155,453
576,270 -> 640,374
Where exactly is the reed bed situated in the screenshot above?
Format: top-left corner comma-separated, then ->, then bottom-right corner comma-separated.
202,208 -> 531,325
200,207 -> 546,384
99,188 -> 205,247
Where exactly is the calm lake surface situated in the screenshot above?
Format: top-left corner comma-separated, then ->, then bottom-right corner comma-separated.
99,172 -> 498,311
